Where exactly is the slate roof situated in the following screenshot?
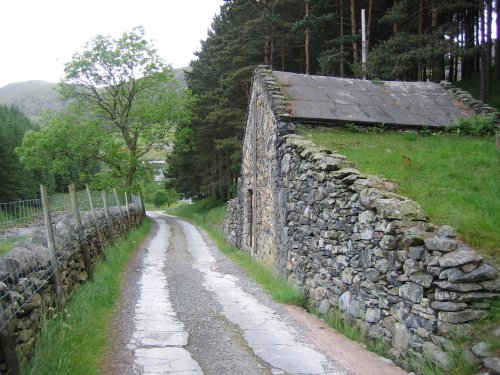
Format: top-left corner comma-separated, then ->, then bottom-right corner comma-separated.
271,71 -> 469,128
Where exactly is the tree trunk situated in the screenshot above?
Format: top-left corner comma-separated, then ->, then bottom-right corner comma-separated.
340,0 -> 345,77
483,0 -> 493,98
480,0 -> 492,102
462,8 -> 476,80
281,46 -> 285,71
305,1 -> 310,74
350,0 -> 358,65
417,0 -> 424,81
496,0 -> 500,80
367,0 -> 373,50
480,0 -> 487,101
431,7 -> 444,82
393,0 -> 398,35
264,0 -> 270,65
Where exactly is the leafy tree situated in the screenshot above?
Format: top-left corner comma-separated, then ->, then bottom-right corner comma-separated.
59,26 -> 191,188
152,188 -> 178,207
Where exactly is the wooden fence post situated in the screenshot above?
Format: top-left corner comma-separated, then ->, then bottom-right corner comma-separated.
101,191 -> 115,244
124,192 -> 131,230
40,184 -> 65,309
133,194 -> 140,226
69,184 -> 93,279
0,304 -> 19,375
113,189 -> 128,237
139,192 -> 146,216
85,186 -> 106,261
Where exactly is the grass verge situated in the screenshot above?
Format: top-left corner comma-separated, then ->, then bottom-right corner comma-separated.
22,217 -> 152,375
0,236 -> 27,257
308,304 -> 390,358
165,199 -> 306,307
298,125 -> 499,260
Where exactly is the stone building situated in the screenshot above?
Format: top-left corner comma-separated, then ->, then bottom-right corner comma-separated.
224,66 -> 500,371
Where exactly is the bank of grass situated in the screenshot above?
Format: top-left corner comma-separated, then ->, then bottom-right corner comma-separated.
22,217 -> 152,375
298,126 -> 499,260
166,199 -> 306,307
0,236 -> 27,257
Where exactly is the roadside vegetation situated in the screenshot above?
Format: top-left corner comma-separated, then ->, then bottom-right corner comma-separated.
22,218 -> 152,375
298,125 -> 499,261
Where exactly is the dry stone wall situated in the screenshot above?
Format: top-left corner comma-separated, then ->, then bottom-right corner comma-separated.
280,134 -> 499,369
0,207 -> 144,372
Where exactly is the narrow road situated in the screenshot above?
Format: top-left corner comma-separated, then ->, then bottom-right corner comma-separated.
103,212 -> 406,375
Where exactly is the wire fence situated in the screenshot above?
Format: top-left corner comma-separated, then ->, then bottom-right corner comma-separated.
0,184 -> 144,352
0,189 -> 130,231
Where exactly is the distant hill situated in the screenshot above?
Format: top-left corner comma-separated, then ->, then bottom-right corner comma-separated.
173,66 -> 191,86
0,68 -> 190,121
0,80 -> 66,121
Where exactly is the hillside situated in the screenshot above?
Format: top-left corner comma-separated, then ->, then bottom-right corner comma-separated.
0,68 -> 189,121
0,80 -> 66,120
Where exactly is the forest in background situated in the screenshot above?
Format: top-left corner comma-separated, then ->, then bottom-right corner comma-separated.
167,0 -> 500,200
0,105 -> 39,202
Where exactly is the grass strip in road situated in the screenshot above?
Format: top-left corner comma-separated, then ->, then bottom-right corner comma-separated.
22,217 -> 152,375
166,199 -> 307,307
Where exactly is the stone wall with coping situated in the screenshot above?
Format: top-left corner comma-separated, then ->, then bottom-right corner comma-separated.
223,66 -> 500,372
280,134 -> 499,370
440,81 -> 500,123
0,207 -> 144,372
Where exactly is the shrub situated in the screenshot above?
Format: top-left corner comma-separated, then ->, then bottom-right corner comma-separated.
452,115 -> 497,136
152,189 -> 178,207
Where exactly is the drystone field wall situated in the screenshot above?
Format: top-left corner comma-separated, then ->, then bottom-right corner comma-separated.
0,207 -> 144,372
279,134 -> 499,369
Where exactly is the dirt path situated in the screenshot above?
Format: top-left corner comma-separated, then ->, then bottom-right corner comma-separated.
103,212 -> 407,375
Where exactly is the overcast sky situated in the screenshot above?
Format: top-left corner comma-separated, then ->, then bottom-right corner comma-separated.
0,0 -> 224,88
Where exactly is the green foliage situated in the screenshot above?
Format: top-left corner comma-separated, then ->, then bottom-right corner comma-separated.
22,218 -> 152,375
166,199 -> 306,307
0,105 -> 39,202
451,116 -> 497,136
152,189 -> 178,207
169,0 -> 497,198
299,126 -> 500,260
58,26 -> 191,188
309,304 -> 390,358
0,236 -> 27,257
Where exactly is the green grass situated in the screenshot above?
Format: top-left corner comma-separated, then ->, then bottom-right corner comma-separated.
0,236 -> 27,257
166,199 -> 306,307
456,73 -> 500,111
22,217 -> 152,375
298,126 -> 500,260
309,304 -> 390,358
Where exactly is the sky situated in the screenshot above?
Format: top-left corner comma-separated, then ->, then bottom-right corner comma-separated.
0,0 -> 225,88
